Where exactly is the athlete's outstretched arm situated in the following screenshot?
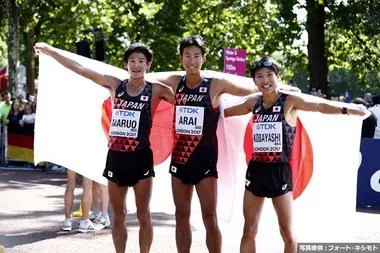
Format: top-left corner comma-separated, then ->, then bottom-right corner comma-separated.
293,96 -> 367,116
206,71 -> 300,97
34,42 -> 121,90
209,71 -> 257,96
146,71 -> 184,89
157,82 -> 176,105
223,96 -> 258,118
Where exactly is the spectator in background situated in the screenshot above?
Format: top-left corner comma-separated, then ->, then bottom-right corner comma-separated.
343,91 -> 351,103
353,97 -> 377,138
19,103 -> 35,136
89,182 -> 111,228
310,88 -> 318,96
369,94 -> 380,139
330,92 -> 339,101
28,95 -> 37,111
0,92 -> 12,125
17,94 -> 28,107
364,93 -> 373,107
339,95 -> 347,103
61,169 -> 95,233
6,100 -> 23,134
317,89 -> 325,98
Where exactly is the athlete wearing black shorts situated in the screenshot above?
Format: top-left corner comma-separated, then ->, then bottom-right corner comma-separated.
103,79 -> 155,186
169,76 -> 219,184
245,93 -> 294,198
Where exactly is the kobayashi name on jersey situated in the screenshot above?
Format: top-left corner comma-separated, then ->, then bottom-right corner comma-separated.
253,133 -> 281,145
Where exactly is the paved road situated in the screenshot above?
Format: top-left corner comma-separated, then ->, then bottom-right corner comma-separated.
0,169 -> 379,253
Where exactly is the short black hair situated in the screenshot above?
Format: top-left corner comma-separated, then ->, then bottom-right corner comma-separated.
179,35 -> 206,56
123,42 -> 153,63
250,56 -> 280,78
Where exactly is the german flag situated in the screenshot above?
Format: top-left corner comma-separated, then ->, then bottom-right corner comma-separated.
7,133 -> 34,164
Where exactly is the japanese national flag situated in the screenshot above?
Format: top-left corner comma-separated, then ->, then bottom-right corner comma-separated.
199,87 -> 207,93
273,106 -> 281,112
171,166 -> 177,173
141,95 -> 149,101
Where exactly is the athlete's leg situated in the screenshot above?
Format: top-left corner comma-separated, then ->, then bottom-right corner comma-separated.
108,181 -> 128,253
272,192 -> 296,253
172,176 -> 194,253
240,190 -> 265,253
64,169 -> 77,219
133,177 -> 153,253
195,177 -> 221,253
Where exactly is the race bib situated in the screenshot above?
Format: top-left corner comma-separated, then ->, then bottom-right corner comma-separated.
109,109 -> 141,138
175,106 -> 204,135
253,122 -> 282,152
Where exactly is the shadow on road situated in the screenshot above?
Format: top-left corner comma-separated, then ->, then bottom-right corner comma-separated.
0,212 -> 176,248
0,170 -> 68,190
0,170 -> 178,249
0,226 -> 76,248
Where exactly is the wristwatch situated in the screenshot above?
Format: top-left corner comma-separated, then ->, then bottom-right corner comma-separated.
341,107 -> 348,115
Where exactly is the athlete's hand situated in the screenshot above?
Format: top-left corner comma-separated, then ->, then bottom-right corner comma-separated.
34,42 -> 55,56
347,104 -> 367,116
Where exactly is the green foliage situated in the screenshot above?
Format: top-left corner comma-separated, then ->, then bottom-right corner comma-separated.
1,0 -> 378,92
0,0 -> 8,67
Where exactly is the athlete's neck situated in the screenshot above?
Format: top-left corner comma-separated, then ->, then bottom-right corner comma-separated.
128,77 -> 145,89
185,73 -> 203,88
262,89 -> 280,106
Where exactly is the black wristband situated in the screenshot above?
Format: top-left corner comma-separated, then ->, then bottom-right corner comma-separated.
341,107 -> 348,115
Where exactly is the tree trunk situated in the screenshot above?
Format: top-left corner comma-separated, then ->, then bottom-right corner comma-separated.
6,0 -> 19,97
306,0 -> 329,95
24,29 -> 35,95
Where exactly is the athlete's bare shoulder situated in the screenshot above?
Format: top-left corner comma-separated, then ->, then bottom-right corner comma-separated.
104,74 -> 123,90
151,81 -> 173,93
151,80 -> 175,104
248,93 -> 261,107
146,71 -> 183,89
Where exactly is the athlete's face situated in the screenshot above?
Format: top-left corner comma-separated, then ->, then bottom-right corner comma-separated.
253,68 -> 278,94
124,52 -> 152,79
180,46 -> 205,74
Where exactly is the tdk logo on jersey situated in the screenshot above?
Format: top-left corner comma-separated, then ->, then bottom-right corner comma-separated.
180,107 -> 199,114
119,111 -> 135,117
256,123 -> 277,130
